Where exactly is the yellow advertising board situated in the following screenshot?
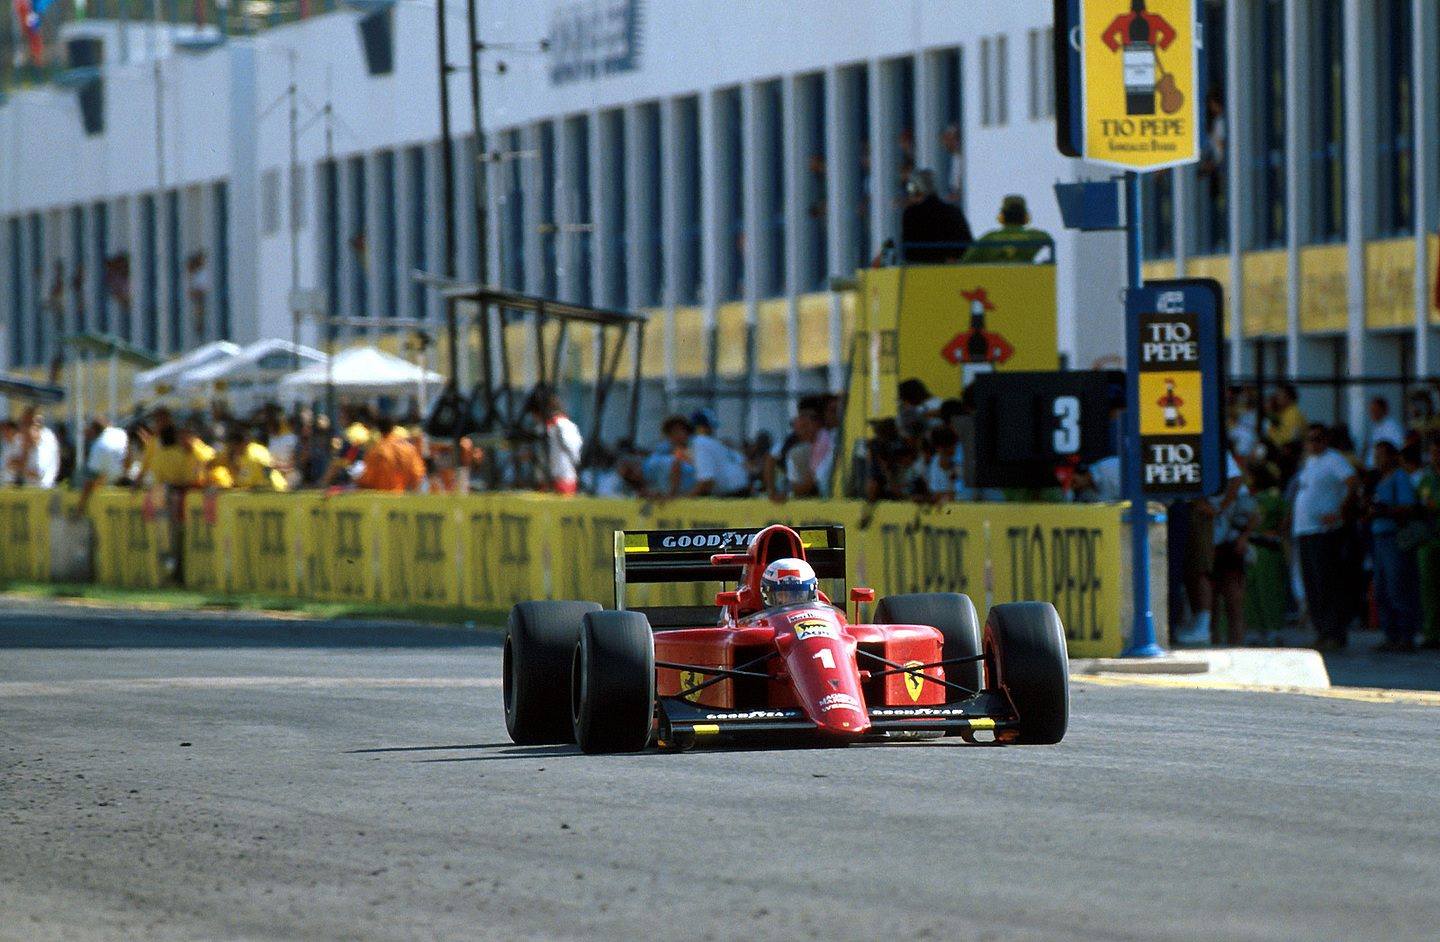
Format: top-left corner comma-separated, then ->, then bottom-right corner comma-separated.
1365,238 -> 1419,330
1081,0 -> 1202,170
1241,249 -> 1288,337
1300,244 -> 1348,333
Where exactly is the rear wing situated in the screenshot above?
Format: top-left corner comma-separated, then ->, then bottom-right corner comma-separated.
613,525 -> 846,610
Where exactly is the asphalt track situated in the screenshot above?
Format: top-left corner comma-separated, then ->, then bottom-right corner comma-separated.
3,599 -> 1438,942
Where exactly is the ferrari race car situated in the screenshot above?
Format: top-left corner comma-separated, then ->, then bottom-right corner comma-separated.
502,523 -> 1068,753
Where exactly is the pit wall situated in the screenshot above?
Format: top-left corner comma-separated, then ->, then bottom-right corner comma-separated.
0,489 -> 1165,658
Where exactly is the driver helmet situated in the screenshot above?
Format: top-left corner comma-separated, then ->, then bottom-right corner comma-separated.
760,558 -> 819,608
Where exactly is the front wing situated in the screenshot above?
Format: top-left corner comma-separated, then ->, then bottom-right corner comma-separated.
657,690 -> 1018,742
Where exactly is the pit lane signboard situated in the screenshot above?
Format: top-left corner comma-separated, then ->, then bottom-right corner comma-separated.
1055,0 -> 1203,170
1126,279 -> 1224,497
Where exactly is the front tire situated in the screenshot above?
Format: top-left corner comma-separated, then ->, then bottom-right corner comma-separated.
572,610 -> 656,754
874,592 -> 984,696
504,600 -> 600,745
984,602 -> 1069,744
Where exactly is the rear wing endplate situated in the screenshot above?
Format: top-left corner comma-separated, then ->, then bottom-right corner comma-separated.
613,525 -> 846,610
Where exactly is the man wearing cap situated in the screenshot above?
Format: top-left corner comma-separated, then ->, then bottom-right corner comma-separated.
963,195 -> 1053,264
899,168 -> 974,264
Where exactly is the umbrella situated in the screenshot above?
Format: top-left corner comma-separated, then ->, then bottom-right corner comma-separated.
277,346 -> 444,399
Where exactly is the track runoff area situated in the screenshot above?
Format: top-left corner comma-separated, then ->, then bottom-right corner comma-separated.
2,597 -> 1437,941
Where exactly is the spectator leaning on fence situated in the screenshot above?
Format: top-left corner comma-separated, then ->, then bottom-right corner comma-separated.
356,415 -> 425,493
77,419 -> 130,513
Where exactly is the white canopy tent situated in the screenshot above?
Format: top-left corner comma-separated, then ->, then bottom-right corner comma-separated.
133,341 -> 242,399
177,338 -> 328,410
277,346 -> 444,404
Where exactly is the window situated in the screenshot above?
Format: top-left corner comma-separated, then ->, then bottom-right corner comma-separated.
1251,0 -> 1286,248
981,35 -> 1009,126
1142,171 -> 1175,260
569,114 -> 594,306
165,190 -> 181,352
92,202 -> 108,334
537,123 -> 557,298
675,96 -> 703,305
1375,0 -> 1413,236
378,150 -> 397,323
848,64 -> 871,268
798,72 -> 828,290
139,197 -> 157,352
1194,0 -> 1228,254
636,102 -> 663,307
1309,0 -> 1345,242
501,128 -> 526,291
406,146 -> 426,319
758,80 -> 785,299
71,206 -> 86,335
213,182 -> 230,341
935,48 -> 965,209
262,168 -> 282,236
603,110 -> 628,305
1029,28 -> 1055,120
348,156 -> 368,319
6,219 -> 21,366
718,87 -> 744,302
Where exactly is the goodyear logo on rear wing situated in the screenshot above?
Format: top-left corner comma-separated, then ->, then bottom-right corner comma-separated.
624,528 -> 834,553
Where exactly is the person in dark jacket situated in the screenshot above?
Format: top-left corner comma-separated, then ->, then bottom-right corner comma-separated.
900,169 -> 974,263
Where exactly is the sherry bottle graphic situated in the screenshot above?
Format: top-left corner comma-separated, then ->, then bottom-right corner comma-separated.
1123,0 -> 1156,115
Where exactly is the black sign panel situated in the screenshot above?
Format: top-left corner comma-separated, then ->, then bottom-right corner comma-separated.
973,370 -> 1124,489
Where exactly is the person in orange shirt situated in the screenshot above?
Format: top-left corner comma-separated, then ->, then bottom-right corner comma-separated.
356,414 -> 425,493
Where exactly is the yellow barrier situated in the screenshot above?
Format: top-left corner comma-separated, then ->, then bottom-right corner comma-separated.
3,488 -> 1140,657
0,489 -> 51,581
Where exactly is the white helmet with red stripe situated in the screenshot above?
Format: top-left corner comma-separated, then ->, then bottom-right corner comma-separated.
760,557 -> 819,608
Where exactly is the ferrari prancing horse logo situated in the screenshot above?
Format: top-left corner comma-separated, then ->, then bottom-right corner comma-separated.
679,670 -> 705,702
903,661 -> 925,701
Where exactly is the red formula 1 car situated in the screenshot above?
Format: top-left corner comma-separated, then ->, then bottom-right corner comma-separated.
502,524 -> 1068,753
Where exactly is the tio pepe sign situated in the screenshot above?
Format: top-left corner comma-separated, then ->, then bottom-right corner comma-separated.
1079,0 -> 1202,170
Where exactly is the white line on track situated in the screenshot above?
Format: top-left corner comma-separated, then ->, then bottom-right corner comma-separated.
0,676 -> 501,697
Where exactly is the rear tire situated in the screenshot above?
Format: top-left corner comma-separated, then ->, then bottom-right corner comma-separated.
874,592 -> 984,696
572,610 -> 656,754
504,600 -> 600,745
984,602 -> 1069,744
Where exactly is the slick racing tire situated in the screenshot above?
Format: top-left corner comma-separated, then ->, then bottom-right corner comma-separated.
572,610 -> 656,754
984,602 -> 1069,744
504,600 -> 601,745
874,593 -> 984,697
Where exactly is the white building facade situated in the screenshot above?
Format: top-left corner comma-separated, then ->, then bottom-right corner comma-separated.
1,0 -> 1436,433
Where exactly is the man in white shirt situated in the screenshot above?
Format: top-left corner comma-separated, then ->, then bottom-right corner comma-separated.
78,419 -> 130,513
527,390 -> 583,495
17,410 -> 61,489
1362,397 -> 1405,468
663,414 -> 750,498
1292,424 -> 1359,649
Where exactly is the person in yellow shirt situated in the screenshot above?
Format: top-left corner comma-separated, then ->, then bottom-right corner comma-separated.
1266,383 -> 1307,448
149,424 -> 215,488
216,426 -> 288,491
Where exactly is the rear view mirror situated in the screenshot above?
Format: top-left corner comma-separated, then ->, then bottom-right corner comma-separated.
716,590 -> 740,608
849,588 -> 876,604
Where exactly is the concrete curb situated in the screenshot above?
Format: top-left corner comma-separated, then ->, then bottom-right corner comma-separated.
1070,647 -> 1332,690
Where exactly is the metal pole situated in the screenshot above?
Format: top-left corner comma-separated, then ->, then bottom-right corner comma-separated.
288,50 -> 300,369
324,67 -> 337,426
436,0 -> 457,282
466,0 -> 494,427
1122,170 -> 1163,658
